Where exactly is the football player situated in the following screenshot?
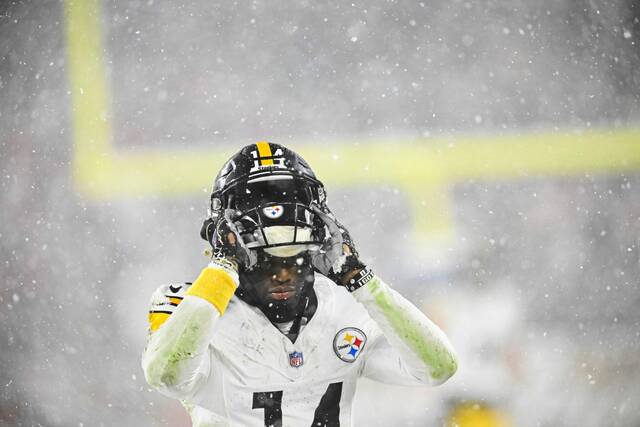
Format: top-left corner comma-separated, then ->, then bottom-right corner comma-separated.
142,142 -> 458,426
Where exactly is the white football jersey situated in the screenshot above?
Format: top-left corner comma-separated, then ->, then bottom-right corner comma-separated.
145,273 -> 457,427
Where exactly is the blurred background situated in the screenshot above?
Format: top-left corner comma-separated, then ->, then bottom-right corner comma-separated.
1,0 -> 639,426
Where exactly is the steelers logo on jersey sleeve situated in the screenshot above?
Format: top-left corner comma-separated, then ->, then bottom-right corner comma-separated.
333,327 -> 367,363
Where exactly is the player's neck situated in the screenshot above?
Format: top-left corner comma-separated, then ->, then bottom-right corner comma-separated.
273,288 -> 318,344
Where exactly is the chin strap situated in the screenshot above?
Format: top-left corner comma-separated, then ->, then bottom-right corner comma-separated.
236,276 -> 317,343
285,286 -> 317,343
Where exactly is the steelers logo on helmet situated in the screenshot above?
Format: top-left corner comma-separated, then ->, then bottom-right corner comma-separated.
262,205 -> 284,219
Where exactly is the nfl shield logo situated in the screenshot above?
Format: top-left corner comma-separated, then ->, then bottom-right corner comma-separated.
289,351 -> 304,368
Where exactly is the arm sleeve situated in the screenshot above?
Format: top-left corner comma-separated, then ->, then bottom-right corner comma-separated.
353,275 -> 458,386
141,264 -> 238,401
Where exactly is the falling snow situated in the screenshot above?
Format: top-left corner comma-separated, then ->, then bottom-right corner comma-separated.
1,1 -> 639,426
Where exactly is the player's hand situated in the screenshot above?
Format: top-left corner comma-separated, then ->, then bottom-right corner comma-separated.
201,209 -> 258,271
310,203 -> 366,286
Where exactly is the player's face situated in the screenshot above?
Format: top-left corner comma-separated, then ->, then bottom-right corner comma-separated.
241,253 -> 314,314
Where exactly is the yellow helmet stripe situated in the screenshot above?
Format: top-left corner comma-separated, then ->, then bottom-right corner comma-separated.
255,141 -> 274,166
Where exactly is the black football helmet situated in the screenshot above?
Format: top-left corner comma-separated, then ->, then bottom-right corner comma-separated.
201,142 -> 327,259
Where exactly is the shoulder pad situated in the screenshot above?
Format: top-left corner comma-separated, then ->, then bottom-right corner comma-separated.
147,282 -> 192,332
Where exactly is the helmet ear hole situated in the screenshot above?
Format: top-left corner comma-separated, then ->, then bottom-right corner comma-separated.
209,197 -> 223,220
211,197 -> 222,211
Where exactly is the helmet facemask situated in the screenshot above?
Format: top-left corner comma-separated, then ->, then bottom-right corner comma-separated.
237,251 -> 316,324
